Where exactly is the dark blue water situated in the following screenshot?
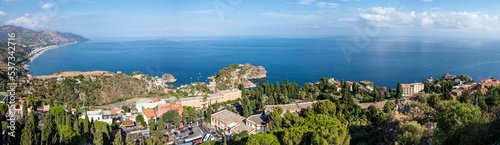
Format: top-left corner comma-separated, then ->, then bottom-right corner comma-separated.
28,36 -> 500,88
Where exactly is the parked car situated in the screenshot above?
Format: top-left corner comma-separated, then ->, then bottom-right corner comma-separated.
189,131 -> 194,135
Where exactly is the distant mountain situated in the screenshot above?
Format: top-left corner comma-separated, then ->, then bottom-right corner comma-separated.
0,25 -> 88,78
0,25 -> 88,48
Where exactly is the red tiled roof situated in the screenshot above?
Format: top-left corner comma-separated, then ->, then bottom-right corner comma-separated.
122,120 -> 134,127
142,108 -> 156,119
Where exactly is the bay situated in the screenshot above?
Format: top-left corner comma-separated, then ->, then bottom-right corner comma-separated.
28,36 -> 500,88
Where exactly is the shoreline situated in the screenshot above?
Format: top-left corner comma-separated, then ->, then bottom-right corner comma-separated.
23,41 -> 78,70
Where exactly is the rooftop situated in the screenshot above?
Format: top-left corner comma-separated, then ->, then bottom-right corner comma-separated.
142,108 -> 156,118
263,101 -> 316,112
246,114 -> 268,127
211,110 -> 255,134
122,120 -> 134,127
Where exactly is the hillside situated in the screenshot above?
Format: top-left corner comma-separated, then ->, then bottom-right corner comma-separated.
30,71 -> 160,106
0,25 -> 88,80
213,63 -> 267,90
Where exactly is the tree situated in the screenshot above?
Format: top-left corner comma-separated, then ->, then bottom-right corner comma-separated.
230,130 -> 249,145
148,117 -> 156,131
125,135 -> 135,145
393,121 -> 424,145
94,128 -> 104,145
242,97 -> 251,117
313,101 -> 336,116
396,82 -> 403,99
41,114 -> 59,145
269,106 -> 283,130
73,117 -> 81,134
435,103 -> 489,145
20,112 -> 36,145
135,115 -> 147,128
49,106 -> 66,116
58,125 -> 83,145
246,134 -> 280,145
383,101 -> 394,113
157,117 -> 167,132
65,115 -> 72,127
84,114 -> 90,142
183,106 -> 198,124
121,105 -> 130,113
113,131 -> 124,145
206,105 -> 213,123
285,114 -> 351,145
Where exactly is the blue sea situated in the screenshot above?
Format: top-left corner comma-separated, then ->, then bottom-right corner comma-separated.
28,36 -> 500,88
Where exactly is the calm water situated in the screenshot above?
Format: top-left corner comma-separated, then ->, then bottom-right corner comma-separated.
28,36 -> 500,88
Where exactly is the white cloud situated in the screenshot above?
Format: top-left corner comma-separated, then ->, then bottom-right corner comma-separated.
261,12 -> 316,19
42,3 -> 55,9
315,2 -> 339,8
340,7 -> 499,30
181,9 -> 216,14
4,13 -> 49,28
0,11 -> 6,22
297,0 -> 317,5
297,0 -> 339,8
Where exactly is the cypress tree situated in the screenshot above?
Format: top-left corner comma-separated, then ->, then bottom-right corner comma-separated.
113,131 -> 124,145
65,115 -> 72,127
73,117 -> 81,134
41,114 -> 59,145
207,104 -> 212,122
93,129 -> 104,145
125,135 -> 135,145
20,112 -> 36,145
84,114 -> 90,142
396,82 -> 403,99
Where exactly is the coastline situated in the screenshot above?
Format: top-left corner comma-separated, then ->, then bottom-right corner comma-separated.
23,41 -> 78,70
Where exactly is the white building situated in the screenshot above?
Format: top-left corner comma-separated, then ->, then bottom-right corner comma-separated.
81,110 -> 113,124
135,98 -> 166,113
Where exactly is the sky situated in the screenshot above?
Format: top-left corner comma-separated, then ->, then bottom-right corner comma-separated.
0,0 -> 500,38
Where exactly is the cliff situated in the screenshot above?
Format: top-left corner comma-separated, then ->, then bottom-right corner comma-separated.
162,73 -> 177,83
0,25 -> 88,80
213,63 -> 267,90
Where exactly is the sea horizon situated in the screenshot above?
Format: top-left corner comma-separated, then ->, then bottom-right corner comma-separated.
27,36 -> 500,88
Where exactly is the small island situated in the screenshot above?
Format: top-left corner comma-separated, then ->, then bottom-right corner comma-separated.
162,73 -> 177,83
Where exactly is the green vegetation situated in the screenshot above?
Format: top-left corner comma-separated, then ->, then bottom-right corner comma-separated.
214,64 -> 241,90
393,121 -> 424,145
161,110 -> 182,126
135,115 -> 147,128
246,133 -> 280,145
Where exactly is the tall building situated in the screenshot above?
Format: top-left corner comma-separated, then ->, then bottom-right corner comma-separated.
401,83 -> 424,96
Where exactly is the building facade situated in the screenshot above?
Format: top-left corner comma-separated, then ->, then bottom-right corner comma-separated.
180,89 -> 242,109
211,110 -> 256,135
401,83 -> 424,96
157,101 -> 184,117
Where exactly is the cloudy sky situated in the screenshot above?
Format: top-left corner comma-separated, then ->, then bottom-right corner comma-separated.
1,0 -> 499,38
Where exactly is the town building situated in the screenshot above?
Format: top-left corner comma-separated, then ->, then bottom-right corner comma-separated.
179,96 -> 205,109
401,83 -> 424,96
180,88 -> 242,109
81,110 -> 113,124
135,98 -> 166,113
211,110 -> 256,135
157,101 -> 183,117
142,108 -> 157,125
263,101 -> 316,116
122,120 -> 135,128
245,114 -> 268,133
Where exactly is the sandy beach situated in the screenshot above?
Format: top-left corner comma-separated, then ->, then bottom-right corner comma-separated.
28,41 -> 77,62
